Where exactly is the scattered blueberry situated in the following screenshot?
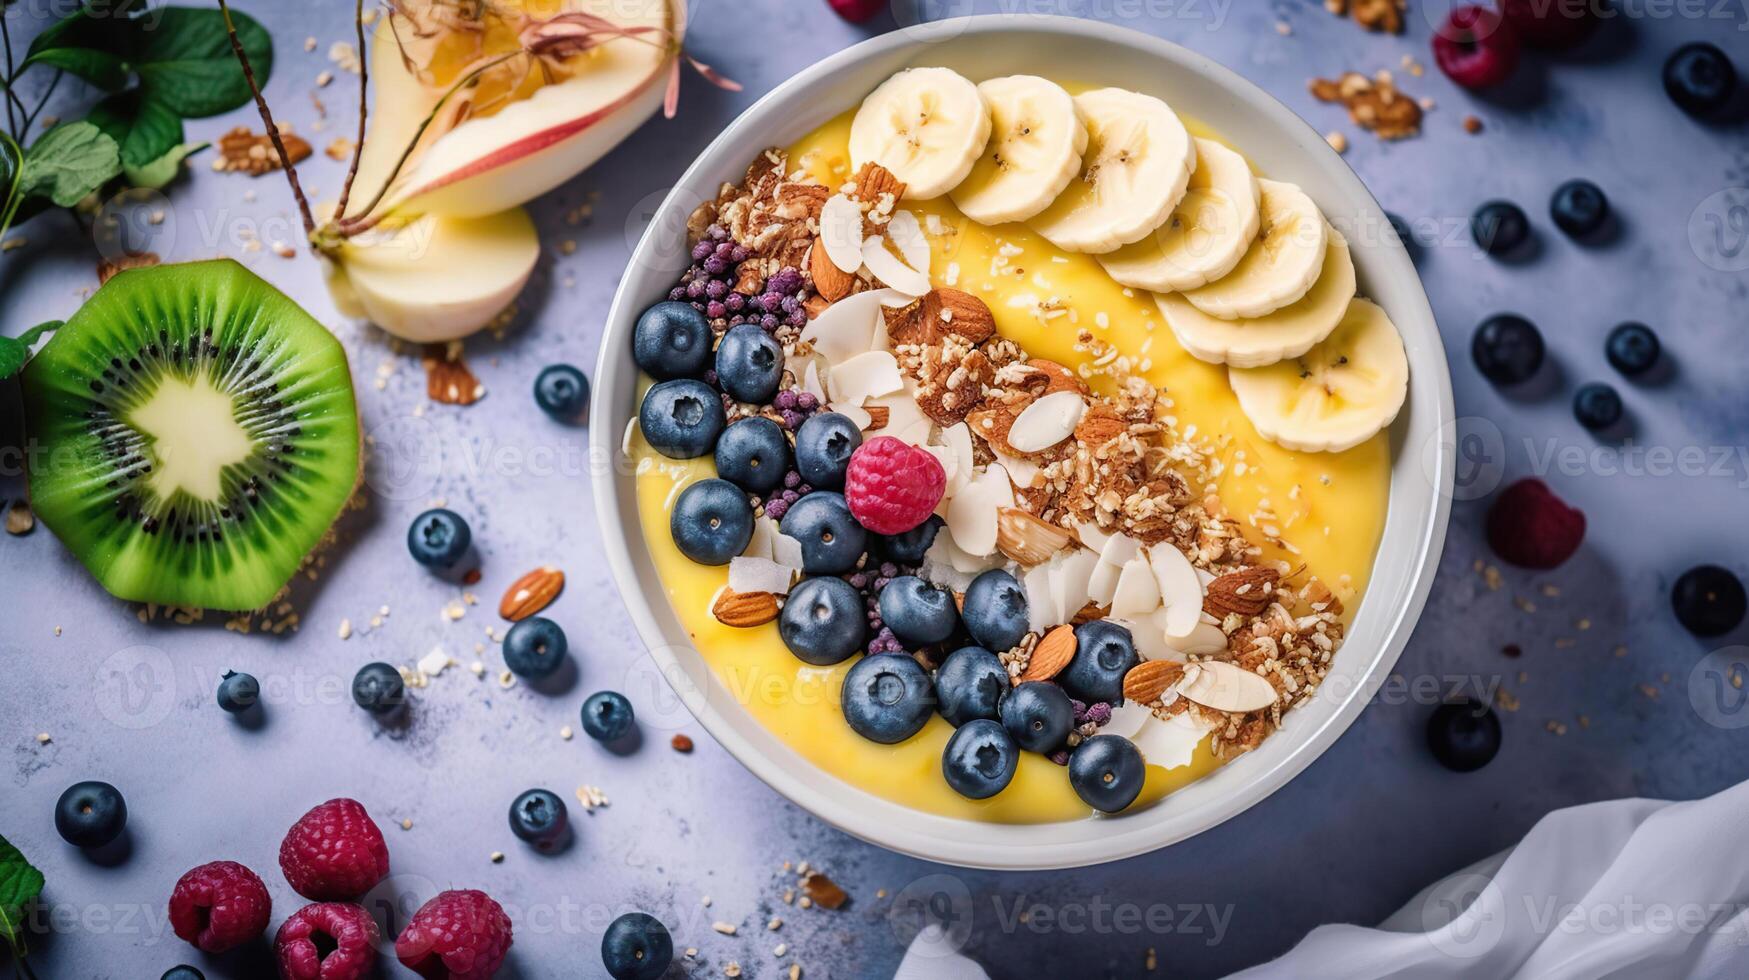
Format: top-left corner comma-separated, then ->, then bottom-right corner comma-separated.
670,478 -> 754,565
1060,621 -> 1138,705
503,617 -> 569,679
581,691 -> 635,742
161,968 -> 206,980
878,576 -> 960,647
842,653 -> 935,744
215,670 -> 259,713
1426,699 -> 1501,772
54,780 -> 126,848
1605,322 -> 1660,377
779,492 -> 867,575
873,514 -> 943,566
508,788 -> 569,849
633,301 -> 712,380
1000,682 -> 1074,754
407,508 -> 471,569
935,646 -> 1009,727
714,323 -> 783,404
779,576 -> 868,665
1664,42 -> 1737,118
533,364 -> 590,421
602,911 -> 674,980
639,379 -> 727,460
1573,383 -> 1623,431
1471,200 -> 1530,256
1472,314 -> 1545,386
1549,179 -> 1608,239
714,417 -> 790,495
962,569 -> 1029,653
1068,734 -> 1146,813
941,718 -> 1019,800
352,662 -> 407,716
1672,565 -> 1747,638
794,412 -> 862,491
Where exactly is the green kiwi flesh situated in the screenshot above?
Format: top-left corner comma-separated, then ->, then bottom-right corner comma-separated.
21,259 -> 361,611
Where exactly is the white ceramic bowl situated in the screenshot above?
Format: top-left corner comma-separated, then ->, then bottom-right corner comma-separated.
591,15 -> 1454,870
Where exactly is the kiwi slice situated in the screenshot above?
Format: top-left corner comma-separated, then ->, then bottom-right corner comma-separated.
20,260 -> 361,611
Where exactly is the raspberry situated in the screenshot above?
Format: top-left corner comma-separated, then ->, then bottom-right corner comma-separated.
168,860 -> 272,953
279,798 -> 391,901
395,889 -> 513,980
1487,479 -> 1585,570
843,436 -> 946,535
828,0 -> 888,24
275,903 -> 380,980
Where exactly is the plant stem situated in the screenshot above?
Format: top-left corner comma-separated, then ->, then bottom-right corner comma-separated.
0,14 -> 21,140
215,0 -> 316,242
22,69 -> 61,141
333,0 -> 369,223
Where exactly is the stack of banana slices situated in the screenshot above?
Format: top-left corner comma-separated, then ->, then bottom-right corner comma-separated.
848,67 -> 1410,454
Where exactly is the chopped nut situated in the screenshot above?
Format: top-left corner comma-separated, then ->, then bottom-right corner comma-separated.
671,733 -> 695,753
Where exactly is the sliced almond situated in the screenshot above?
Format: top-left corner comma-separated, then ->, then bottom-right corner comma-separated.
886,209 -> 932,272
712,589 -> 780,628
1007,390 -> 1086,453
862,235 -> 930,297
1204,566 -> 1281,617
818,194 -> 866,273
1176,660 -> 1278,713
995,508 -> 1071,566
1020,625 -> 1077,682
500,566 -> 564,621
1123,659 -> 1186,705
809,238 -> 855,302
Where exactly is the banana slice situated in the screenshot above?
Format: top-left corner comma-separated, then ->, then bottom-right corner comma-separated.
1228,298 -> 1409,453
1030,88 -> 1195,254
1097,138 -> 1260,293
950,75 -> 1088,225
1156,226 -> 1356,368
849,67 -> 992,201
1180,179 -> 1326,320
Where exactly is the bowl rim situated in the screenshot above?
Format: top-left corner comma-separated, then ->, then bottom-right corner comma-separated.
590,14 -> 1455,870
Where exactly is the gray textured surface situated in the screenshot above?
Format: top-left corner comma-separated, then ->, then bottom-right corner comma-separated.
2,1 -> 1748,978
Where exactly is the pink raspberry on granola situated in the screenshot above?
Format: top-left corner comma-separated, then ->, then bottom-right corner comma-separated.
844,436 -> 945,535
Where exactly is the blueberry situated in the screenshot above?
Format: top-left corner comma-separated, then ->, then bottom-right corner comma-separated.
1573,382 -> 1622,431
215,670 -> 259,713
714,323 -> 783,404
602,911 -> 674,980
503,617 -> 568,679
1549,179 -> 1608,239
508,788 -> 569,849
407,508 -> 471,569
794,412 -> 862,490
54,780 -> 126,848
714,417 -> 790,495
1664,42 -> 1737,118
962,569 -> 1028,653
670,478 -> 754,565
842,653 -> 935,744
1606,322 -> 1660,377
779,491 -> 867,575
942,718 -> 1019,800
633,301 -> 712,380
161,969 -> 206,980
873,514 -> 942,566
352,662 -> 406,716
935,646 -> 1009,727
1426,699 -> 1501,772
640,379 -> 726,460
1068,735 -> 1145,813
581,691 -> 635,741
779,576 -> 867,665
1672,565 -> 1747,638
1060,621 -> 1138,705
1000,682 -> 1074,754
1472,314 -> 1545,386
879,576 -> 960,647
534,363 -> 589,421
1471,200 -> 1530,256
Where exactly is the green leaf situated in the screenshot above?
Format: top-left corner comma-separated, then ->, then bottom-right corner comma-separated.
19,122 -> 121,208
0,831 -> 45,956
124,140 -> 206,189
134,7 -> 274,119
87,90 -> 184,168
20,0 -> 142,92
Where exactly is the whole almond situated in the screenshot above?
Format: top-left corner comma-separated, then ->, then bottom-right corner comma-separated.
1027,358 -> 1089,397
1020,625 -> 1077,682
1123,659 -> 1186,705
809,238 -> 855,302
712,589 -> 779,628
1203,566 -> 1281,618
1075,405 -> 1127,448
500,566 -> 564,621
931,288 -> 996,344
996,508 -> 1072,566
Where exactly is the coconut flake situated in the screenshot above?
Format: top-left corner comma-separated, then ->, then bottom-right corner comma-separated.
834,402 -> 873,431
944,464 -> 1014,557
1164,619 -> 1229,656
800,289 -> 898,365
1073,520 -> 1112,555
1176,660 -> 1278,713
937,422 -> 976,494
870,390 -> 930,446
1102,700 -> 1155,739
887,209 -> 931,272
826,351 -> 902,405
992,448 -> 1044,489
1147,544 -> 1204,639
1087,560 -> 1123,607
1110,556 -> 1162,618
1049,548 -> 1100,625
862,236 -> 931,297
1023,563 -> 1056,635
772,532 -> 805,571
1007,390 -> 1086,453
1098,533 -> 1142,571
1131,712 -> 1210,770
820,194 -> 865,273
745,516 -> 778,561
729,556 -> 794,596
